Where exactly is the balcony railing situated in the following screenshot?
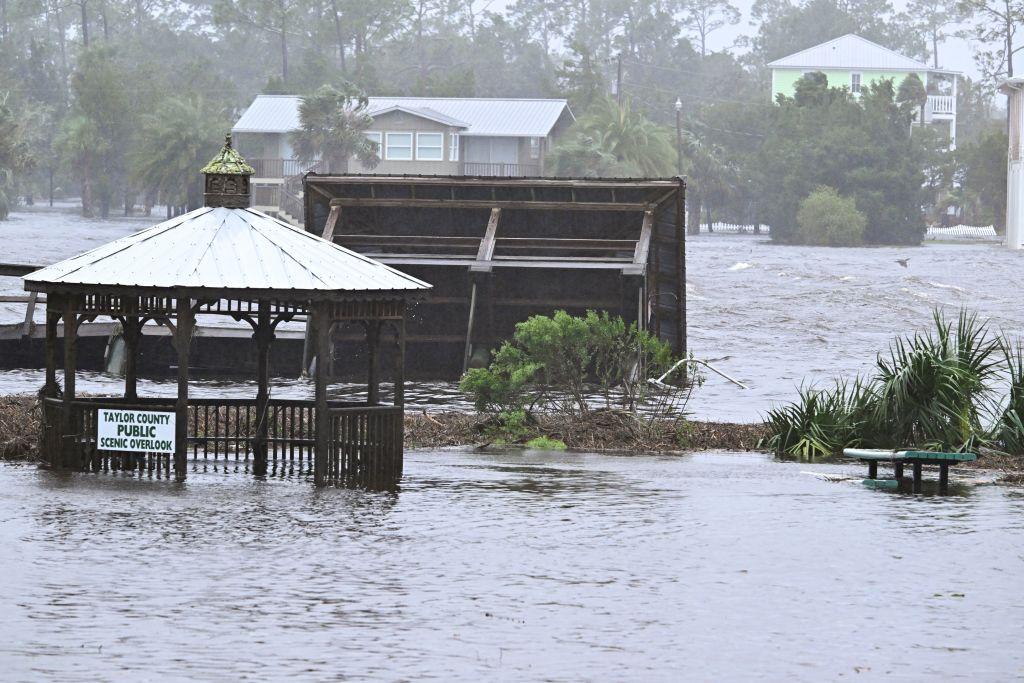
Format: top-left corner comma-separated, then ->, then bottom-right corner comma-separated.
249,158 -> 324,179
925,95 -> 955,120
462,162 -> 541,177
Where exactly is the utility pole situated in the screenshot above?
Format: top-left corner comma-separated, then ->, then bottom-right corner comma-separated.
675,98 -> 683,174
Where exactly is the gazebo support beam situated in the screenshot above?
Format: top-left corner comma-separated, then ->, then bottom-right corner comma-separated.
395,314 -> 406,408
313,303 -> 331,486
62,295 -> 78,469
122,308 -> 143,401
253,301 -> 273,476
366,320 -> 381,406
174,296 -> 194,482
43,294 -> 60,398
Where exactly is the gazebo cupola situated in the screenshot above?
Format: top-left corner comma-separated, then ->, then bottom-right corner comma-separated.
22,138 -> 431,489
201,134 -> 254,208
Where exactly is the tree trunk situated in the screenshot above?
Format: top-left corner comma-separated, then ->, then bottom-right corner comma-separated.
79,0 -> 88,47
687,190 -> 702,236
1007,3 -> 1014,78
81,172 -> 94,218
99,0 -> 109,39
330,0 -> 345,71
279,1 -> 288,82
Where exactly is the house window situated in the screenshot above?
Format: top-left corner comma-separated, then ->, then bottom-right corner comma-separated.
449,133 -> 460,161
385,132 -> 412,160
365,132 -> 382,153
416,132 -> 444,160
529,137 -> 541,160
851,72 -> 862,94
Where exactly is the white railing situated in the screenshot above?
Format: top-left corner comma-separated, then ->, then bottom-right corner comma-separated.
925,225 -> 997,240
699,222 -> 770,234
925,95 -> 955,120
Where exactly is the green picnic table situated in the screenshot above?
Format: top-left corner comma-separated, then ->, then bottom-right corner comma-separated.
843,449 -> 978,494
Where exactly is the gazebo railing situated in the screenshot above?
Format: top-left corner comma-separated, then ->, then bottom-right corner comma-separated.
40,396 -> 402,486
328,405 -> 404,489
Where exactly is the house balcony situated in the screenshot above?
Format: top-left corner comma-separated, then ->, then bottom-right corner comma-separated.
249,158 -> 325,181
461,162 -> 541,177
924,95 -> 955,123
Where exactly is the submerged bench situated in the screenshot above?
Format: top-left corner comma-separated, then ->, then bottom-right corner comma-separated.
843,449 -> 978,494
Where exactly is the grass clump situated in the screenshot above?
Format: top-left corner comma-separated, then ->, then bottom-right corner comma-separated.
524,436 -> 567,451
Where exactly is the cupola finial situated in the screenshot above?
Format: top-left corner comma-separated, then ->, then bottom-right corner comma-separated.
201,133 -> 255,208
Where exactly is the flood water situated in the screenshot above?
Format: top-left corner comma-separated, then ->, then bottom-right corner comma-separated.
1,452 -> 1022,680
3,204 -> 1024,421
3,207 -> 1024,679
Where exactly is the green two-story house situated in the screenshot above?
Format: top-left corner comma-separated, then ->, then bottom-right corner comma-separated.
769,34 -> 959,148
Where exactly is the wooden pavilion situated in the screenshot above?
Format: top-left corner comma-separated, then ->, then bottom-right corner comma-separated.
303,174 -> 686,378
24,136 -> 430,488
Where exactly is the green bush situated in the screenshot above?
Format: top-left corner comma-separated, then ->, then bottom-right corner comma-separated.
459,310 -> 677,417
763,309 -> 1010,458
794,186 -> 867,247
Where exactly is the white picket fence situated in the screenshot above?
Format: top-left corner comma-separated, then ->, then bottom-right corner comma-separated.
924,225 -> 998,240
697,223 -> 998,240
698,222 -> 770,234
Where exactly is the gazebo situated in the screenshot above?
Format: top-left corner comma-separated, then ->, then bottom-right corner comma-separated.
24,136 -> 430,488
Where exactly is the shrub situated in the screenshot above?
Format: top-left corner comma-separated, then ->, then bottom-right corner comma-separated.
795,186 -> 867,247
459,310 -> 679,417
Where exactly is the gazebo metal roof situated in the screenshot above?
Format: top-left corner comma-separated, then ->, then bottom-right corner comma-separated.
24,206 -> 430,295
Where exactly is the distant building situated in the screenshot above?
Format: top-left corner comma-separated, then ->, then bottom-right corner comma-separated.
768,34 -> 959,148
231,95 -> 575,220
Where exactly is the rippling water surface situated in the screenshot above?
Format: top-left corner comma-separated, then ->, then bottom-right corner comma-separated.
1,452 -> 1022,681
4,206 -> 1024,421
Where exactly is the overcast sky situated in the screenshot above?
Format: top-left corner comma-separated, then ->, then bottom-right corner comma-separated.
704,0 -> 982,78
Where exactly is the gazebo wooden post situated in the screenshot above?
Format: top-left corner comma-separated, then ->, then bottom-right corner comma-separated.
62,293 -> 79,469
395,313 -> 406,408
43,293 -> 61,398
174,296 -> 194,482
366,320 -> 381,406
253,300 -> 273,476
313,302 -> 331,486
122,298 -> 141,401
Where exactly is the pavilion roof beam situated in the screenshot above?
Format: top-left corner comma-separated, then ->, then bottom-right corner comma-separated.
623,210 -> 654,276
310,175 -> 681,189
471,208 -> 501,273
328,197 -> 654,212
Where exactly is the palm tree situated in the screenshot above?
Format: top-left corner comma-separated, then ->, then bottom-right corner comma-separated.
678,130 -> 736,234
131,98 -> 226,212
291,83 -> 380,173
55,115 -> 105,217
585,98 -> 676,176
550,98 -> 675,177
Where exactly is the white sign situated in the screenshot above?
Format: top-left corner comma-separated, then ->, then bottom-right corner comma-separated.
97,409 -> 176,454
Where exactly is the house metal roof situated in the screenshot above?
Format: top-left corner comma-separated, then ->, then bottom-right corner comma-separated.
768,34 -> 932,72
24,207 -> 431,294
232,95 -> 572,137
368,104 -> 470,128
